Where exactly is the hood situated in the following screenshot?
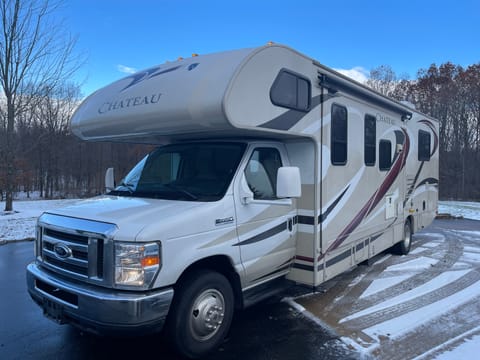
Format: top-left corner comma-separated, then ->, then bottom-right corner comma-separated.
45,195 -> 230,242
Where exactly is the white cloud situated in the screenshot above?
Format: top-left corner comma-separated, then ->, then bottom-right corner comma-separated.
334,66 -> 369,84
117,64 -> 137,74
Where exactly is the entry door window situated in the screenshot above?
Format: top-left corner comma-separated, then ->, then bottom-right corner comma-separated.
244,148 -> 283,200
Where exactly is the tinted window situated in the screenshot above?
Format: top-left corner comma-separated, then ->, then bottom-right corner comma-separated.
270,70 -> 311,112
418,130 -> 431,161
379,140 -> 392,171
364,114 -> 376,166
331,104 -> 348,165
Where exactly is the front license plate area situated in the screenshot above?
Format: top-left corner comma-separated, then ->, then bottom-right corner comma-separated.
43,298 -> 66,324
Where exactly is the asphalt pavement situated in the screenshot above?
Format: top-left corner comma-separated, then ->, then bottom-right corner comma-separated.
0,241 -> 356,360
4,219 -> 477,359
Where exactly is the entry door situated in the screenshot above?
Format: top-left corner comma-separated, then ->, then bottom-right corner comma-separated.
234,145 -> 297,287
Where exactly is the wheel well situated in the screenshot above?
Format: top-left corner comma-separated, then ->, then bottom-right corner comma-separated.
175,255 -> 244,309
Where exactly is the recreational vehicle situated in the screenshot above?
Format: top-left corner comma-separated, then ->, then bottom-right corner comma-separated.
26,44 -> 439,358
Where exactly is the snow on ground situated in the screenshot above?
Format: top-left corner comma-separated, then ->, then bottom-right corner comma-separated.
438,200 -> 480,220
431,330 -> 480,360
0,198 -> 78,242
1,197 -> 480,359
295,232 -> 480,358
293,206 -> 480,359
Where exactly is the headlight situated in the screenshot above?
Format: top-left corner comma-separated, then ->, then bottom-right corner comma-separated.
114,242 -> 161,289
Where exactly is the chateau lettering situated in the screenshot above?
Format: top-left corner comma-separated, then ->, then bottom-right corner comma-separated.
376,113 -> 395,125
98,93 -> 162,114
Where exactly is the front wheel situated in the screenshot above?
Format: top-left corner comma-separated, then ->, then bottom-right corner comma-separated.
166,270 -> 234,359
392,220 -> 412,255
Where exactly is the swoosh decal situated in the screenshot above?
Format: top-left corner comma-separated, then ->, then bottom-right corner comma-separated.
404,119 -> 439,205
259,93 -> 338,130
322,128 -> 410,258
234,221 -> 287,246
297,185 -> 350,225
120,65 -> 182,92
418,119 -> 439,156
416,177 -> 439,188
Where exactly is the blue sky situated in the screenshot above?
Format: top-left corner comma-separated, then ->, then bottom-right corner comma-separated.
60,0 -> 480,96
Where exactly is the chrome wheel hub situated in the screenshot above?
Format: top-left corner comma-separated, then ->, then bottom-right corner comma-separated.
190,289 -> 225,341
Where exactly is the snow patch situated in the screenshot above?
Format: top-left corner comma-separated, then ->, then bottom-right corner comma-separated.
360,274 -> 411,299
0,199 -> 78,241
386,256 -> 438,272
421,327 -> 480,360
453,230 -> 480,240
363,280 -> 480,341
438,201 -> 480,221
343,270 -> 470,322
461,252 -> 480,263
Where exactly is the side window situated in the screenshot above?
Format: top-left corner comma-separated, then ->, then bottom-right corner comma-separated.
244,148 -> 283,200
379,140 -> 392,171
364,114 -> 376,166
331,104 -> 348,165
418,130 -> 431,161
270,69 -> 311,112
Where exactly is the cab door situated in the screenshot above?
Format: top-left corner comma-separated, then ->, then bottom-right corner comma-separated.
233,144 -> 297,287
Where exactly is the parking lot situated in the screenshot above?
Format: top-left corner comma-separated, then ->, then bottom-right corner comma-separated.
1,218 -> 479,359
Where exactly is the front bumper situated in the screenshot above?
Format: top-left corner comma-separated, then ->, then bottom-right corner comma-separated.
26,262 -> 174,336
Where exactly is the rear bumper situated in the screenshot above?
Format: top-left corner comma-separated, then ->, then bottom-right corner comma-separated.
26,262 -> 174,336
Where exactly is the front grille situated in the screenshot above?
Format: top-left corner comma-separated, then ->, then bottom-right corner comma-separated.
41,227 -> 104,279
37,213 -> 117,287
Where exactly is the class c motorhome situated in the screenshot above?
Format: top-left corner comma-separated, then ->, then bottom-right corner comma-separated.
27,44 -> 439,358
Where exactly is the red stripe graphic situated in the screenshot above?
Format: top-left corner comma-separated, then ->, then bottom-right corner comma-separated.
319,128 -> 410,260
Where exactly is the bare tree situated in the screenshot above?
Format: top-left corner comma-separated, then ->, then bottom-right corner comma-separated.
33,83 -> 80,198
366,65 -> 397,97
0,0 -> 80,211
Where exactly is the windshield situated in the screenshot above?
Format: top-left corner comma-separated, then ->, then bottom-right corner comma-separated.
110,142 -> 246,201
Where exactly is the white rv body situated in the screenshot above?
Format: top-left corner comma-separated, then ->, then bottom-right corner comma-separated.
27,44 -> 439,358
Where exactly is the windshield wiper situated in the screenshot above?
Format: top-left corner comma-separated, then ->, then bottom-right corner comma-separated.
164,184 -> 198,201
118,181 -> 135,193
108,181 -> 135,196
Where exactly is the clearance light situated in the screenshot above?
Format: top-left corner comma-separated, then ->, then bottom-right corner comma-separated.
192,53 -> 199,57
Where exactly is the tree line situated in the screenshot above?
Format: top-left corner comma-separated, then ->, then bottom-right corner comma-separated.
0,82 -> 151,200
1,1 -> 479,211
2,60 -> 479,205
367,62 -> 480,200
0,0 -> 153,208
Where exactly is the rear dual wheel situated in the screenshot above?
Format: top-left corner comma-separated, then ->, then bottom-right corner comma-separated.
393,219 -> 412,255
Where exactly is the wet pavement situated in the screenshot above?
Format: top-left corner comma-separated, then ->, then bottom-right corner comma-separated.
0,241 -> 355,360
1,218 -> 478,359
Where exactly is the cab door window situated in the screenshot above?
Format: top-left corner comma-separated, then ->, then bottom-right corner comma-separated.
244,148 -> 283,200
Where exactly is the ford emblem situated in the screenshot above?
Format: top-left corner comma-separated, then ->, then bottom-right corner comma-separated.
53,243 -> 72,259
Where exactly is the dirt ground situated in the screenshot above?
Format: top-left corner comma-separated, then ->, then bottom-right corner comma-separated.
294,218 -> 480,359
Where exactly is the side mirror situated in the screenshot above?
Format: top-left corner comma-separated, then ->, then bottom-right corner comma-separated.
276,167 -> 301,198
105,167 -> 115,193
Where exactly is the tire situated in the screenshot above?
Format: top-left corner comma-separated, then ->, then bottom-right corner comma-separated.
393,220 -> 412,255
166,270 -> 234,359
